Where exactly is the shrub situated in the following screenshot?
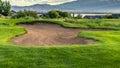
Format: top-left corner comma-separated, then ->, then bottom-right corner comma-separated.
46,10 -> 60,18
104,15 -> 114,19
58,11 -> 71,18
46,10 -> 71,18
12,10 -> 39,19
65,18 -> 78,23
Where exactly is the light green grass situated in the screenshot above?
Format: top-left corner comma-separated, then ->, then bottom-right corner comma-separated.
0,18 -> 120,68
0,26 -> 26,43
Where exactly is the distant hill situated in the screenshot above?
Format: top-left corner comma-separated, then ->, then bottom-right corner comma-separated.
12,0 -> 120,13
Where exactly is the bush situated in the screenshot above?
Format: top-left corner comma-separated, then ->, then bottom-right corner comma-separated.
58,11 -> 71,18
65,18 -> 78,23
46,10 -> 60,18
12,10 -> 39,19
46,10 -> 71,18
104,15 -> 114,19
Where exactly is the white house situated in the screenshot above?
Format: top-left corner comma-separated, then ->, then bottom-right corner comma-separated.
71,12 -> 112,19
81,14 -> 111,19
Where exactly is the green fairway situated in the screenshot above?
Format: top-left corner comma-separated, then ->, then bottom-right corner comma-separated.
0,18 -> 120,68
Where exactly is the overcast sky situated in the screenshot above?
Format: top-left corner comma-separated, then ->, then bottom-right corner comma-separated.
2,0 -> 76,6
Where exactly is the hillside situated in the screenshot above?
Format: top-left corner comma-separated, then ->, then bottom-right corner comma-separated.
12,0 -> 120,13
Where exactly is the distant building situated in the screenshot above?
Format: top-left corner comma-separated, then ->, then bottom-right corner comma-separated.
71,12 -> 112,19
37,13 -> 46,17
84,16 -> 102,19
81,14 -> 112,19
11,10 -> 16,14
11,10 -> 17,16
71,13 -> 80,17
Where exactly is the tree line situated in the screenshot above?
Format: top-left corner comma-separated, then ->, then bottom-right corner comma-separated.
12,10 -> 72,19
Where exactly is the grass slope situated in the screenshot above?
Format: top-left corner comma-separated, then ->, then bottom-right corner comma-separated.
0,18 -> 120,68
0,26 -> 26,43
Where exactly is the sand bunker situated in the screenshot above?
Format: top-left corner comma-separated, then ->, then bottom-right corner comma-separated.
12,23 -> 95,46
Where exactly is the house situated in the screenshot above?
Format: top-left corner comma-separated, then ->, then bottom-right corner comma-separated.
11,10 -> 17,16
71,12 -> 112,19
83,16 -> 102,19
11,10 -> 16,14
37,12 -> 47,17
81,14 -> 112,19
71,13 -> 80,17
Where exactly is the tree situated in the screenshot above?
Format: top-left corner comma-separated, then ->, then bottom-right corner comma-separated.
2,1 -> 11,16
24,10 -> 39,18
0,0 -> 11,16
55,11 -> 71,18
46,10 -> 71,18
0,0 -> 3,14
62,12 -> 71,18
47,10 -> 60,18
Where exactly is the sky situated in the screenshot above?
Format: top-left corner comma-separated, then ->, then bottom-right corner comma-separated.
2,0 -> 76,6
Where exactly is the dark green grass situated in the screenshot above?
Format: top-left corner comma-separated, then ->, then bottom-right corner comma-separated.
0,18 -> 120,68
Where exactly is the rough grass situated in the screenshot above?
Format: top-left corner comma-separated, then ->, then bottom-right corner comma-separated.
1,18 -> 120,30
0,18 -> 120,68
65,19 -> 120,29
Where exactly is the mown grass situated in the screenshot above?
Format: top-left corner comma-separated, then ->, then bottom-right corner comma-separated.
0,18 -> 120,68
0,26 -> 26,43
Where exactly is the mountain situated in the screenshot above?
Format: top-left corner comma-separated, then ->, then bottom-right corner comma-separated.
11,0 -> 120,13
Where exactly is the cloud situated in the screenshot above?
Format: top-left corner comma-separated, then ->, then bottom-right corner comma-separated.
2,0 -> 76,6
